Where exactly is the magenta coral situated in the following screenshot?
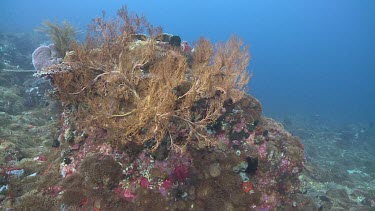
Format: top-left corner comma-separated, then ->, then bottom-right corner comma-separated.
257,142 -> 268,159
162,178 -> 173,189
140,177 -> 150,188
113,187 -> 137,200
173,164 -> 189,182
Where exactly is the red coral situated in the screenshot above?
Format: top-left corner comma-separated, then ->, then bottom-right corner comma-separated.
159,178 -> 173,196
242,181 -> 254,193
162,177 -> 173,189
173,164 -> 189,182
33,155 -> 47,162
113,187 -> 137,200
140,177 -> 150,188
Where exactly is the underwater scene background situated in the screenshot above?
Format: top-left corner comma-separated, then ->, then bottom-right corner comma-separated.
0,0 -> 374,210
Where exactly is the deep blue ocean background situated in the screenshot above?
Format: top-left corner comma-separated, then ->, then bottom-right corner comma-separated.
1,0 -> 374,125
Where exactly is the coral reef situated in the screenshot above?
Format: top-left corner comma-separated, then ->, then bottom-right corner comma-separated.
0,86 -> 24,114
1,9 -> 374,209
1,5 -> 307,210
283,115 -> 375,210
0,33 -> 38,70
79,154 -> 122,188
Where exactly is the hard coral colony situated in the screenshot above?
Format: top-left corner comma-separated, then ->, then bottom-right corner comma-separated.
7,5 -> 305,210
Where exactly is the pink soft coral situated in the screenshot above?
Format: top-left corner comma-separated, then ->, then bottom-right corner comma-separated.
173,164 -> 189,182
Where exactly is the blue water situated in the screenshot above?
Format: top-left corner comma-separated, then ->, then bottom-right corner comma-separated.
1,0 -> 374,125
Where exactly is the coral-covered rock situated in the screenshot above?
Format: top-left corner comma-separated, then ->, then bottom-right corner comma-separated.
10,6 -> 305,210
173,164 -> 190,182
235,94 -> 263,122
0,86 -> 24,114
0,139 -> 23,165
79,154 -> 122,188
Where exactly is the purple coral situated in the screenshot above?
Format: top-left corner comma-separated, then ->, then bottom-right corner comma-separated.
32,44 -> 61,71
173,164 -> 189,182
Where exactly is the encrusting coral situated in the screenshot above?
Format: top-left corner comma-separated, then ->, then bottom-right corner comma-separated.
38,5 -> 251,151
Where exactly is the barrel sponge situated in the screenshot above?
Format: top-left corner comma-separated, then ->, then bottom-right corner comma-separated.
32,44 -> 61,71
